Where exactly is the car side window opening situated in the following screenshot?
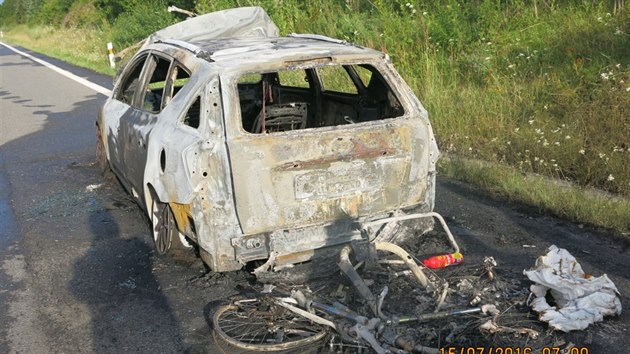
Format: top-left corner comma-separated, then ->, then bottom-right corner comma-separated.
318,66 -> 358,94
237,64 -> 404,134
352,64 -> 373,88
117,54 -> 148,105
142,55 -> 172,113
182,96 -> 201,129
164,65 -> 191,106
277,70 -> 310,88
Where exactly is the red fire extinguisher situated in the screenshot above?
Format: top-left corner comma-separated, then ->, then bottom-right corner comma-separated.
421,252 -> 464,269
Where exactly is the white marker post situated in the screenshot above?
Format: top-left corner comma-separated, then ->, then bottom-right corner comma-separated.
107,42 -> 115,69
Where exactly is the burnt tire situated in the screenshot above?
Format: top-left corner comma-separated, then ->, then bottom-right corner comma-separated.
96,126 -> 115,180
151,198 -> 195,259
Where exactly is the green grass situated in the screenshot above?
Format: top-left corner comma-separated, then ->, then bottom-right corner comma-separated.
1,0 -> 628,234
439,156 -> 630,237
195,0 -> 630,200
3,25 -> 117,76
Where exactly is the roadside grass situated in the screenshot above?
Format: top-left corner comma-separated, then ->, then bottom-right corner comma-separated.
1,1 -> 628,235
440,157 -> 630,237
3,24 -> 116,76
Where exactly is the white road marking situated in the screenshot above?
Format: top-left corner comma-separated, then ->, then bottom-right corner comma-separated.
0,41 -> 112,96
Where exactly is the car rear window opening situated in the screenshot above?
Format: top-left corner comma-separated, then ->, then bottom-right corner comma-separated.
236,64 -> 405,134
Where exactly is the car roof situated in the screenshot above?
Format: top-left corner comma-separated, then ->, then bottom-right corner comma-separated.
152,35 -> 384,72
207,36 -> 376,59
141,7 -> 384,72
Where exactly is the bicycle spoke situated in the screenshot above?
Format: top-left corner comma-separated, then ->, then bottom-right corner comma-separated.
213,299 -> 327,351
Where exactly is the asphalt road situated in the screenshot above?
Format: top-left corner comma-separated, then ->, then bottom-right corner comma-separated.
0,44 -> 218,353
1,44 -> 628,354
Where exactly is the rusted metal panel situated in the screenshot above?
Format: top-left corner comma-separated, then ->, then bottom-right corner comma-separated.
225,119 -> 429,235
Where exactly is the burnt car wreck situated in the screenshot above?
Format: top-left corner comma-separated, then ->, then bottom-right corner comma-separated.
96,7 -> 441,274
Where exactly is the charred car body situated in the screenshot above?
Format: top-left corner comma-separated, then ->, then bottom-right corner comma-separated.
96,7 -> 440,273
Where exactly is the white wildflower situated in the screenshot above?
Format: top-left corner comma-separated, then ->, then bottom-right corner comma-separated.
601,72 -> 609,80
607,174 -> 615,181
579,149 -> 585,155
599,153 -> 606,159
508,64 -> 515,69
565,135 -> 571,140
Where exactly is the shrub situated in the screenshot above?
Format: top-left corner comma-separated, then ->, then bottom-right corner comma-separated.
111,0 -> 178,47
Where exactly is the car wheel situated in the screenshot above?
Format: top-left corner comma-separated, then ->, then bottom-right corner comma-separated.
151,198 -> 195,259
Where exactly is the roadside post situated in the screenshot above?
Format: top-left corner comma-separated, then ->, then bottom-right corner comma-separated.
107,42 -> 115,69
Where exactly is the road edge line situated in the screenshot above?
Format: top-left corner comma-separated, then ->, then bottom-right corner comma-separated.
0,41 -> 112,97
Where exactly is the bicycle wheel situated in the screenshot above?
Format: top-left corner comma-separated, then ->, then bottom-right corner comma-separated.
213,297 -> 327,351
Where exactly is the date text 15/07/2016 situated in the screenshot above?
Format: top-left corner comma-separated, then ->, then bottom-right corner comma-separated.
440,347 -> 589,354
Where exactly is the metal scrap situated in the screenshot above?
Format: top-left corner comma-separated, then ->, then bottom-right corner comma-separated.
479,319 -> 540,339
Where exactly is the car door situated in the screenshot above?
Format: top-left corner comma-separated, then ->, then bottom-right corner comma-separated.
120,53 -> 174,198
101,52 -> 150,191
141,64 -> 205,207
